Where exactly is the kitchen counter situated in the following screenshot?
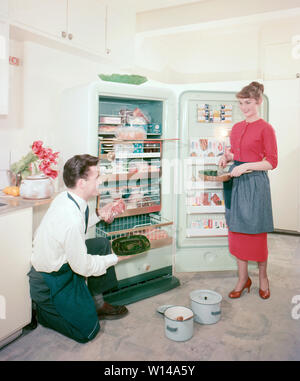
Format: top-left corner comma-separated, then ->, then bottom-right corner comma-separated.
0,193 -> 54,216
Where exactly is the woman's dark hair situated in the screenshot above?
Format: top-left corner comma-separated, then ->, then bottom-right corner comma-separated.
236,81 -> 264,102
63,154 -> 99,188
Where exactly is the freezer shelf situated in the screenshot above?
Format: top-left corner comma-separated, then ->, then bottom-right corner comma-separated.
186,206 -> 225,214
99,153 -> 161,160
187,181 -> 223,190
186,228 -> 228,237
100,170 -> 160,183
117,205 -> 161,217
115,152 -> 161,159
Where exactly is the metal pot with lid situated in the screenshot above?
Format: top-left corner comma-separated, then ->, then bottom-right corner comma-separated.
190,289 -> 222,325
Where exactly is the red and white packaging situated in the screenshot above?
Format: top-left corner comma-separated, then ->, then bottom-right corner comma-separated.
99,199 -> 126,224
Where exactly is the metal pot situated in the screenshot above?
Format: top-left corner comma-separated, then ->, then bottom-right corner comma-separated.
164,306 -> 194,342
190,289 -> 222,325
20,175 -> 54,200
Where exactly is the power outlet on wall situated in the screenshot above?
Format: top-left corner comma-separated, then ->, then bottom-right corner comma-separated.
9,56 -> 20,66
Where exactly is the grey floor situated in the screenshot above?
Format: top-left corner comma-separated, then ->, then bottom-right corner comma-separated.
0,233 -> 300,361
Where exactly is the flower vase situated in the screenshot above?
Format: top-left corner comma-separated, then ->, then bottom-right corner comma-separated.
20,174 -> 54,200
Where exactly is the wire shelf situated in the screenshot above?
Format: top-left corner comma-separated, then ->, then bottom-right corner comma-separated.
96,213 -> 173,249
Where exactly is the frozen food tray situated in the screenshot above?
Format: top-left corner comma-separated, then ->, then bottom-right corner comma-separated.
112,235 -> 150,256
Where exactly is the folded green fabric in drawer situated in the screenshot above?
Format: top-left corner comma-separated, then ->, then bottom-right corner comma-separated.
112,235 -> 151,256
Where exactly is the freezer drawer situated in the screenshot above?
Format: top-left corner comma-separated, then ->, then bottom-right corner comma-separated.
96,214 -> 173,280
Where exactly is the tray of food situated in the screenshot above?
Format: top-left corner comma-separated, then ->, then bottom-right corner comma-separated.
112,234 -> 151,256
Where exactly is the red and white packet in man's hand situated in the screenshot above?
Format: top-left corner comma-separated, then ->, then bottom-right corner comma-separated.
99,199 -> 126,224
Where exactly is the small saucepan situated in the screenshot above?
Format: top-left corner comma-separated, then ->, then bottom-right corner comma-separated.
164,306 -> 194,342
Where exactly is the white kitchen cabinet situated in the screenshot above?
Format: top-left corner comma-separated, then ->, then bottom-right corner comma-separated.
0,20 -> 9,115
0,208 -> 32,348
67,0 -> 105,56
9,0 -> 135,64
0,0 -> 8,20
8,0 -> 105,53
105,3 -> 135,67
9,0 -> 67,39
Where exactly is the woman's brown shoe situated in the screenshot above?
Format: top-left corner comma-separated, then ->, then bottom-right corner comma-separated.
259,279 -> 270,299
259,288 -> 270,299
228,277 -> 252,299
259,278 -> 270,299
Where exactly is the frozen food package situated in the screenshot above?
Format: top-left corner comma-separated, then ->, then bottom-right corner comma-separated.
99,125 -> 118,133
114,143 -> 134,154
98,199 -> 126,224
115,126 -> 147,140
132,107 -> 151,123
127,115 -> 147,125
100,116 -> 122,124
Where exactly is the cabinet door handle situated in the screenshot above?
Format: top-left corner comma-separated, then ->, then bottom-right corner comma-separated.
61,31 -> 67,38
68,33 -> 73,40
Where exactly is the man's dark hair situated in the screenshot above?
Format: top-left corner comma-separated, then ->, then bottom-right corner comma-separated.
63,154 -> 99,188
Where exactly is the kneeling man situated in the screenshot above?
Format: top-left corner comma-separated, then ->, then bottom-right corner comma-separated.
28,154 -> 131,343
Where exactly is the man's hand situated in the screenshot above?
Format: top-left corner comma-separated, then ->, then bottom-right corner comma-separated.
117,255 -> 133,262
96,207 -> 115,224
97,199 -> 126,224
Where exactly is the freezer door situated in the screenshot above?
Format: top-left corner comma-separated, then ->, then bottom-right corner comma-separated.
175,89 -> 267,272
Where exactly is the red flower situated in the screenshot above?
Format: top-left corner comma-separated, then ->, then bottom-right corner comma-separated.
32,141 -> 59,179
32,140 -> 44,157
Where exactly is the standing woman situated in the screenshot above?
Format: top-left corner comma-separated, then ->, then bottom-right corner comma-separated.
219,82 -> 278,299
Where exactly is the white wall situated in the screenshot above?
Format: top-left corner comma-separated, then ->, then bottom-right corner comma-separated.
136,0 -> 300,34
134,13 -> 300,83
0,39 -> 121,187
0,38 -> 23,188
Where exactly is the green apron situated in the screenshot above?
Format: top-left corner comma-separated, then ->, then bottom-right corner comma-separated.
41,264 -> 99,340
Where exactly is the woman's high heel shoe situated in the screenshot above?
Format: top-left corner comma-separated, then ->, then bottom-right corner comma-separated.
259,280 -> 270,299
228,277 -> 252,299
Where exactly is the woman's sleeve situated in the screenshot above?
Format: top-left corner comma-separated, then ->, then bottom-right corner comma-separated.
262,125 -> 278,169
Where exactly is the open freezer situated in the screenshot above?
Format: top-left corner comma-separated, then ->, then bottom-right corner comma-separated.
60,81 -> 179,305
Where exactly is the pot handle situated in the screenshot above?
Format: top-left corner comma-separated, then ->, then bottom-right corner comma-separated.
211,310 -> 221,316
166,325 -> 178,332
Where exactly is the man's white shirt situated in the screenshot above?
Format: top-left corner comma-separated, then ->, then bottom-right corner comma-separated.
31,191 -> 118,277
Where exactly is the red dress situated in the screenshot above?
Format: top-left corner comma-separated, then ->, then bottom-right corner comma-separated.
228,118 -> 278,262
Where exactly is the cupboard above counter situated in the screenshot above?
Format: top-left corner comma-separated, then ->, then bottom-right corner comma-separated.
8,0 -> 135,66
0,20 -> 9,115
0,0 -> 8,20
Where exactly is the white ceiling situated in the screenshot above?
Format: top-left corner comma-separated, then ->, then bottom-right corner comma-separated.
127,0 -> 206,13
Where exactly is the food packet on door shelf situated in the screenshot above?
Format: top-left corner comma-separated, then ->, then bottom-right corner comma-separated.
98,198 -> 126,224
115,126 -> 147,140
